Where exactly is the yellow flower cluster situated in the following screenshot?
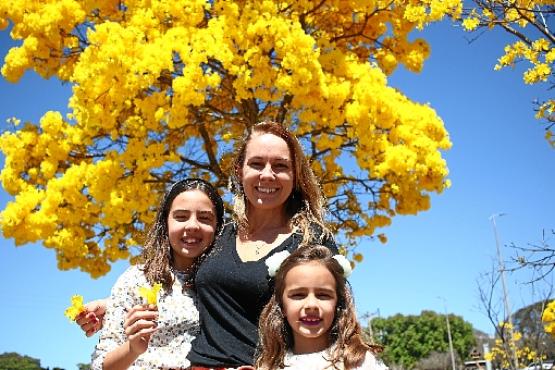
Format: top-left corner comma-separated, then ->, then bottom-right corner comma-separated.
138,283 -> 162,305
0,0 -> 456,276
485,322 -> 541,368
64,294 -> 85,321
542,300 -> 555,337
461,1 -> 554,145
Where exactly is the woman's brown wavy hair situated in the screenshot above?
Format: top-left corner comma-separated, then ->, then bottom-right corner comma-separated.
229,121 -> 330,245
256,245 -> 381,370
141,178 -> 224,292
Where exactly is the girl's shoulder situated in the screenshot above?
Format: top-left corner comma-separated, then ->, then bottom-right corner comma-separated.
112,264 -> 148,289
357,351 -> 388,370
120,264 -> 145,278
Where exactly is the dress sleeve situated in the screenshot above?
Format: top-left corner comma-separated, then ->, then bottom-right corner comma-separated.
90,266 -> 144,370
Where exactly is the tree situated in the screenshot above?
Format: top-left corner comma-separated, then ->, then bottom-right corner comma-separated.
371,310 -> 476,369
511,230 -> 555,282
513,301 -> 555,359
415,351 -> 458,370
477,256 -> 554,370
485,322 -> 541,370
0,1 -> 456,277
0,352 -> 43,370
76,364 -> 90,370
461,1 -> 555,147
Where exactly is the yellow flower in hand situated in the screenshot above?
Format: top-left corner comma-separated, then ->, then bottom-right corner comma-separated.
138,283 -> 162,305
64,295 -> 85,321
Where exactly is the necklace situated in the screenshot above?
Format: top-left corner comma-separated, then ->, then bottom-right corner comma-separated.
170,265 -> 194,276
251,240 -> 271,257
240,224 -> 292,259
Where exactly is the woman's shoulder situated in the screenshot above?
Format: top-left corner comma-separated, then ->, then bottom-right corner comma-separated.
292,222 -> 337,252
216,221 -> 237,241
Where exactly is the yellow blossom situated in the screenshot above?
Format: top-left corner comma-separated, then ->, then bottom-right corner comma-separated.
462,17 -> 480,31
0,0 -> 457,276
64,294 -> 85,321
138,283 -> 162,305
463,0 -> 554,145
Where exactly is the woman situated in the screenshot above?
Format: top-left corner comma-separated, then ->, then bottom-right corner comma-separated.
187,122 -> 337,368
78,121 -> 337,368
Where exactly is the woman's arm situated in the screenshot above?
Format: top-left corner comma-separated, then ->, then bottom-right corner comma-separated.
75,298 -> 107,337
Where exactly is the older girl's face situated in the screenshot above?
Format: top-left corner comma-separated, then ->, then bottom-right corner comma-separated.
167,189 -> 217,270
239,133 -> 294,212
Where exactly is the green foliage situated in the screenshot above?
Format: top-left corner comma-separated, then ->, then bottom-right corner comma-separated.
371,310 -> 476,369
0,352 -> 69,370
0,352 -> 42,370
76,364 -> 90,370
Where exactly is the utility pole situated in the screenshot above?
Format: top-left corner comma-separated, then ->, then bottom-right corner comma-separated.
439,297 -> 457,370
362,309 -> 380,342
490,213 -> 519,370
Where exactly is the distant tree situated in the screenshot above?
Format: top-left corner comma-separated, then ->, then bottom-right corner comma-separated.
371,310 -> 476,369
76,363 -> 90,370
477,257 -> 554,370
513,301 -> 555,359
511,230 -> 555,282
0,352 -> 42,370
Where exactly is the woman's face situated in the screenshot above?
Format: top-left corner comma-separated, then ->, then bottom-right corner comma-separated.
239,133 -> 294,212
167,189 -> 217,270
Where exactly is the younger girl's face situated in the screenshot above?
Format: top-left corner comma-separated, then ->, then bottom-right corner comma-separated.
281,261 -> 338,354
167,189 -> 217,271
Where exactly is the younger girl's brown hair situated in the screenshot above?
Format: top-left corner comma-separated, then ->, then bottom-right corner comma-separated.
256,245 -> 381,370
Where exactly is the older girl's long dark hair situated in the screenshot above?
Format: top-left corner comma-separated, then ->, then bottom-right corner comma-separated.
141,178 -> 224,292
256,245 -> 381,370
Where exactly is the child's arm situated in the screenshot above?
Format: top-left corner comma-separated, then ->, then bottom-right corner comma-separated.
102,305 -> 158,370
91,266 -> 150,370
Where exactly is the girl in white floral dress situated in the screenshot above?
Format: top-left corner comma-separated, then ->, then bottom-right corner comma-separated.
90,179 -> 224,370
256,245 -> 387,370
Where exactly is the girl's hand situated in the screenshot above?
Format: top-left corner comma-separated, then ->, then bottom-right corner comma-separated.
75,298 -> 107,337
124,304 -> 159,355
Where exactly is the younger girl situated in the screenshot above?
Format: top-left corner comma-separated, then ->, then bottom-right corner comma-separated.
90,178 -> 224,370
256,245 -> 386,370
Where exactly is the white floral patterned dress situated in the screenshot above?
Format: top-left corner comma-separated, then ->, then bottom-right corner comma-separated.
281,349 -> 388,370
91,265 -> 199,370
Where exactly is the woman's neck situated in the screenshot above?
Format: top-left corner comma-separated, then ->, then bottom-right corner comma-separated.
245,206 -> 289,237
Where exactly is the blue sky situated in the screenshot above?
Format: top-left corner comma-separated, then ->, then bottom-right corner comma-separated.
0,19 -> 553,370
